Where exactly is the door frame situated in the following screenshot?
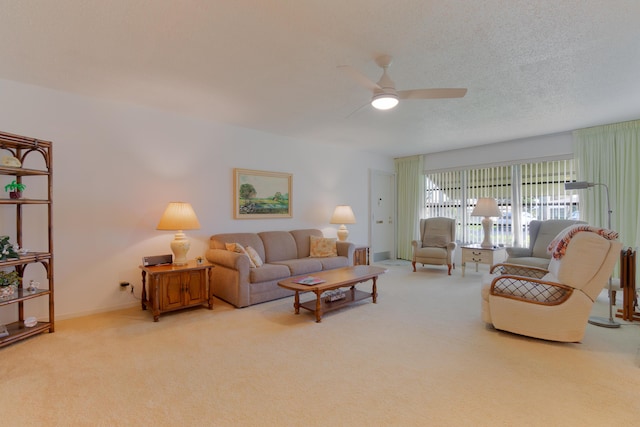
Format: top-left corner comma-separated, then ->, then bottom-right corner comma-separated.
369,169 -> 397,261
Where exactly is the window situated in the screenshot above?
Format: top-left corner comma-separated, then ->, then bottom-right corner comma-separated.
425,159 -> 578,247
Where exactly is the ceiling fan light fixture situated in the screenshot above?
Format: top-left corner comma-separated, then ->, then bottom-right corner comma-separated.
371,93 -> 399,110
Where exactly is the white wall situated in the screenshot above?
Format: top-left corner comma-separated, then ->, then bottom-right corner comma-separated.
0,79 -> 393,320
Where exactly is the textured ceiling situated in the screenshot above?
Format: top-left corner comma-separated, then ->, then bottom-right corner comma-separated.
0,1 -> 639,157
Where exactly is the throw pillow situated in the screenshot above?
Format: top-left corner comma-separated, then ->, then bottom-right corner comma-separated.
245,246 -> 264,268
309,235 -> 337,257
225,242 -> 256,268
423,234 -> 449,247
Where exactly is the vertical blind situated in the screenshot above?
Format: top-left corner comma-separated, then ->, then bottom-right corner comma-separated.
425,159 -> 578,247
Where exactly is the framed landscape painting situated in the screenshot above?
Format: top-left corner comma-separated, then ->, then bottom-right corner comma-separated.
233,168 -> 292,219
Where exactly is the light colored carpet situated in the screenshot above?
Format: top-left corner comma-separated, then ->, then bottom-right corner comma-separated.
1,264 -> 639,426
376,258 -> 412,266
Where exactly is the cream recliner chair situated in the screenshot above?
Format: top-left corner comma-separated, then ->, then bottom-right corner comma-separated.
481,229 -> 621,342
412,217 -> 456,275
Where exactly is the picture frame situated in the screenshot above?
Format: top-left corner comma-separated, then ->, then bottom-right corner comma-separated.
233,168 -> 292,219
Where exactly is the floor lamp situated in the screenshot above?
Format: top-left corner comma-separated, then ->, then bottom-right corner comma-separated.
564,181 -> 620,328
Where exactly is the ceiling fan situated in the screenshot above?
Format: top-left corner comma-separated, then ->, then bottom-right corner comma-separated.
338,55 -> 467,110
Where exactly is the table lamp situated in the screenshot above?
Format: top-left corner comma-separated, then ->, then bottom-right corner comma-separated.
157,202 -> 201,266
471,198 -> 501,248
330,205 -> 356,241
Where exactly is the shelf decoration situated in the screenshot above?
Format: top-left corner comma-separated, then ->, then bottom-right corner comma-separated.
0,270 -> 20,298
1,155 -> 21,167
4,180 -> 25,199
0,236 -> 18,260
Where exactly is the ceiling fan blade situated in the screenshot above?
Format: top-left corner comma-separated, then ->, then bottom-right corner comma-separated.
337,65 -> 381,92
397,88 -> 467,99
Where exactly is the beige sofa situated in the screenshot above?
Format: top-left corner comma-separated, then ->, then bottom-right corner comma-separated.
205,229 -> 355,308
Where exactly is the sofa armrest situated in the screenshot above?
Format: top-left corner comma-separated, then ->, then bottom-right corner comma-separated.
505,247 -> 532,258
336,241 -> 355,264
206,248 -> 250,271
205,248 -> 252,308
411,240 -> 422,249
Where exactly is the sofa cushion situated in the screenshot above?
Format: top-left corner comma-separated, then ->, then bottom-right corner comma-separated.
249,263 -> 291,283
319,256 -> 350,270
310,235 -> 337,257
246,246 -> 264,267
259,231 -> 298,263
211,233 -> 266,261
272,258 -> 323,275
290,229 -> 323,258
225,242 -> 256,268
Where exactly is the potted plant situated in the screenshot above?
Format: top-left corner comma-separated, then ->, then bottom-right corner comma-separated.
0,236 -> 18,261
0,270 -> 20,298
4,180 -> 26,199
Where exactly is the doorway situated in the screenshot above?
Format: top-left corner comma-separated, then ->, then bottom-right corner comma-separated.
370,170 -> 396,262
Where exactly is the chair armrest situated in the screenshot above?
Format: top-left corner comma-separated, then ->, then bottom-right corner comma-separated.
505,247 -> 532,257
411,240 -> 422,249
490,275 -> 573,305
446,241 -> 457,252
490,263 -> 548,279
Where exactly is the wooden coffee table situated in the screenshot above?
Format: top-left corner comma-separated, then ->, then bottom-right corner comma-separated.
277,265 -> 387,322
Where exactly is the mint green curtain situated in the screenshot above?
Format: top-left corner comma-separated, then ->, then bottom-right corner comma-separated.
395,155 -> 424,260
573,119 -> 640,251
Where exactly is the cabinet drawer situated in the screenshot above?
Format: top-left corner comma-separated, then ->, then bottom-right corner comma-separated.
463,249 -> 491,263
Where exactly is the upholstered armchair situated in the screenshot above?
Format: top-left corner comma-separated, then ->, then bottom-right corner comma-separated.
412,217 -> 456,275
505,219 -> 586,268
481,230 -> 621,342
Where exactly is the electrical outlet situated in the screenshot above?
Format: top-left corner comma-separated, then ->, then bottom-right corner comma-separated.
131,285 -> 134,294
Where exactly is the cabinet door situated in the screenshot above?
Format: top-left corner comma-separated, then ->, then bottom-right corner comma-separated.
160,272 -> 184,310
354,247 -> 369,266
184,270 -> 207,305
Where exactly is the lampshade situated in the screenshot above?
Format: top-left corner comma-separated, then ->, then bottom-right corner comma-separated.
470,198 -> 501,218
330,205 -> 356,224
330,205 -> 356,242
157,202 -> 200,266
564,181 -> 594,190
157,202 -> 201,231
371,93 -> 399,110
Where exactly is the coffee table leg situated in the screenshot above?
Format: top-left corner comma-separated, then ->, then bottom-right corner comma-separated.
294,291 -> 300,314
372,276 -> 378,303
315,290 -> 322,323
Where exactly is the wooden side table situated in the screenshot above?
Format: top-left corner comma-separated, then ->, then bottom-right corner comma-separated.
353,245 -> 370,266
140,260 -> 214,322
461,245 -> 506,277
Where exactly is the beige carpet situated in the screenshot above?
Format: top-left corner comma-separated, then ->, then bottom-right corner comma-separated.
1,263 -> 639,426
